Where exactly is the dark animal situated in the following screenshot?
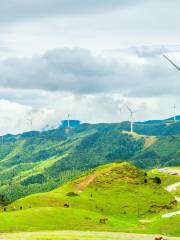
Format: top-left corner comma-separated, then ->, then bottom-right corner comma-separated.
154,237 -> 167,240
99,218 -> 108,224
64,203 -> 70,208
20,206 -> 22,210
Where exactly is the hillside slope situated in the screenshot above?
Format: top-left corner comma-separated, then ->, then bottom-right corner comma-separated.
0,162 -> 179,236
0,121 -> 180,202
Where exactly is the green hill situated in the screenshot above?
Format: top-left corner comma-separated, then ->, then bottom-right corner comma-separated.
0,162 -> 179,237
0,121 -> 180,202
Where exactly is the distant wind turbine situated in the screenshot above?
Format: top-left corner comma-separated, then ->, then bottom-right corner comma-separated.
173,104 -> 176,122
67,114 -> 70,129
126,105 -> 136,133
163,54 -> 180,71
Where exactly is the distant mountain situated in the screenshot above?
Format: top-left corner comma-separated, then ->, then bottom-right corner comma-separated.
137,115 -> 180,124
166,115 -> 180,121
0,120 -> 180,202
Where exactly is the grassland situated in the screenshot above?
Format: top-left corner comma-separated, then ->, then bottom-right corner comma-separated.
0,162 -> 179,237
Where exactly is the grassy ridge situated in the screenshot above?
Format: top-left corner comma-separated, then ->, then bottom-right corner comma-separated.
0,162 -> 179,236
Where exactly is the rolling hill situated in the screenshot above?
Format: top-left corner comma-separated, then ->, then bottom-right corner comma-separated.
0,162 -> 179,237
0,120 -> 180,202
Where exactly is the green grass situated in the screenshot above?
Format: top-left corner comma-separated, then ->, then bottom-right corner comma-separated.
0,162 -> 179,236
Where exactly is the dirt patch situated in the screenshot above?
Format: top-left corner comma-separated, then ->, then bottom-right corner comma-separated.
144,136 -> 157,149
139,219 -> 154,223
76,173 -> 98,193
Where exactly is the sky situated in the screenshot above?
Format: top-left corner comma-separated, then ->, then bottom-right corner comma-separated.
0,0 -> 180,134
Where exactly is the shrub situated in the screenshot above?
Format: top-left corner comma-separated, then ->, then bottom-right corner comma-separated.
66,192 -> 79,197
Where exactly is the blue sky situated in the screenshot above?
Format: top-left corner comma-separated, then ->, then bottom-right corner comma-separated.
0,0 -> 180,134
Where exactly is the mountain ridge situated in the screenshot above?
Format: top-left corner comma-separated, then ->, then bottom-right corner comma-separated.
0,120 -> 179,202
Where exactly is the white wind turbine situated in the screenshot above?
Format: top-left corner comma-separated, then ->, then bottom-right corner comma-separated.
173,104 -> 176,122
67,114 -> 70,129
163,55 -> 179,122
126,105 -> 136,133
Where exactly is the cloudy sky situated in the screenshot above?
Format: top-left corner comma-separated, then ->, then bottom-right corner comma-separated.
0,0 -> 180,134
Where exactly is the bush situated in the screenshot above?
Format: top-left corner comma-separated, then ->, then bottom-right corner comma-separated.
66,192 -> 79,197
154,176 -> 161,184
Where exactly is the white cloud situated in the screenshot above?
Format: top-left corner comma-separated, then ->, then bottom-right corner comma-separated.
0,1 -> 179,134
0,0 -> 142,23
0,47 -> 180,97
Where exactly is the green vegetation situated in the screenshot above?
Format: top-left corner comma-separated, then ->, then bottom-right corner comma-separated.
0,121 -> 179,202
0,162 -> 179,237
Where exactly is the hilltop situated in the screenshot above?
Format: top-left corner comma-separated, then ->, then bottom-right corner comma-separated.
0,120 -> 180,202
0,162 -> 179,236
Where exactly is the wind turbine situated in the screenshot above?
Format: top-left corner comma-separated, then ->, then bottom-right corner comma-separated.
126,104 -> 141,133
67,114 -> 70,129
163,55 -> 179,121
126,105 -> 135,133
173,104 -> 176,122
163,54 -> 180,71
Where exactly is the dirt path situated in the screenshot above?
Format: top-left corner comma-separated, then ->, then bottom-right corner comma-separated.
0,231 -> 179,240
166,182 -> 180,193
162,181 -> 180,218
158,169 -> 180,175
76,173 -> 98,193
144,136 -> 157,149
162,210 -> 180,218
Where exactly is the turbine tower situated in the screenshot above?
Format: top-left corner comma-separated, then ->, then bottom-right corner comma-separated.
163,54 -> 180,71
173,104 -> 176,122
67,114 -> 70,129
126,105 -> 134,133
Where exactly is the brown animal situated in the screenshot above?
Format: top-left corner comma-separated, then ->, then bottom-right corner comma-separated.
99,218 -> 108,224
64,203 -> 70,208
154,237 -> 167,240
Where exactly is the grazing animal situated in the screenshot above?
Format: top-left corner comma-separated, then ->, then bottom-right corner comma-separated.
99,218 -> 108,224
154,237 -> 167,240
3,207 -> 6,212
64,203 -> 70,208
20,206 -> 22,210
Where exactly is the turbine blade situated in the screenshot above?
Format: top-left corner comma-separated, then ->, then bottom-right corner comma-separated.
126,104 -> 133,114
163,54 -> 180,71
